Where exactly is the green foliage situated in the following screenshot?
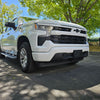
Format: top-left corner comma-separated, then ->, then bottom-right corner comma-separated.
19,0 -> 100,37
89,46 -> 100,52
21,16 -> 37,22
0,0 -> 22,34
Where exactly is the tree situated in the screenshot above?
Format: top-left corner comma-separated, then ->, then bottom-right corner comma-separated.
0,0 -> 22,34
19,0 -> 100,37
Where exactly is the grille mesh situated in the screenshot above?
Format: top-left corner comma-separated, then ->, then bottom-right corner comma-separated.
50,35 -> 86,44
38,35 -> 86,46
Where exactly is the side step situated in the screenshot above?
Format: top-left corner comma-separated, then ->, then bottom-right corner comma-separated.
1,52 -> 17,59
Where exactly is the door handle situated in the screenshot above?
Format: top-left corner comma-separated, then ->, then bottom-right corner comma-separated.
7,33 -> 10,35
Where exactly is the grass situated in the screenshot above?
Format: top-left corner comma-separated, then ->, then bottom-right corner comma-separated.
89,45 -> 100,52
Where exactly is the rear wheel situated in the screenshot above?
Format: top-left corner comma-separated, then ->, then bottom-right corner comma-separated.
0,53 -> 5,58
0,47 -> 5,58
18,42 -> 36,73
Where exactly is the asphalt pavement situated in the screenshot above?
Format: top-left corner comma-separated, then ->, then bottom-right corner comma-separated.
0,53 -> 100,100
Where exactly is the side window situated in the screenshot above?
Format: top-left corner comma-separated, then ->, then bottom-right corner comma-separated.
5,27 -> 11,32
7,27 -> 11,31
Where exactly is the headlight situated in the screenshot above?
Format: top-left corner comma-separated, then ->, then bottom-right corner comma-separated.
38,25 -> 46,30
35,24 -> 53,36
35,24 -> 53,31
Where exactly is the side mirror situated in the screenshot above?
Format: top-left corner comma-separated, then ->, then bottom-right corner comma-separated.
5,22 -> 16,28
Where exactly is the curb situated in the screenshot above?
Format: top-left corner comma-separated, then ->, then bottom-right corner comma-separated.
89,52 -> 100,55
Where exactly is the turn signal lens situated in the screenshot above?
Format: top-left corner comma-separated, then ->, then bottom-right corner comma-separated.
35,23 -> 37,29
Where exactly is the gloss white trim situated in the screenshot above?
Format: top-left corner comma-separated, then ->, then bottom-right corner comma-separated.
32,46 -> 89,61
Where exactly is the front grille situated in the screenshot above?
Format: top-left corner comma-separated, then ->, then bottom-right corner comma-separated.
50,35 -> 86,44
53,27 -> 72,32
53,26 -> 86,34
80,30 -> 86,34
38,35 -> 86,46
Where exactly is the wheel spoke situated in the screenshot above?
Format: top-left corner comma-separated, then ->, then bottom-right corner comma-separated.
20,48 -> 27,68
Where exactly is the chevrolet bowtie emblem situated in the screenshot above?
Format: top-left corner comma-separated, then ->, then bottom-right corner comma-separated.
74,29 -> 80,33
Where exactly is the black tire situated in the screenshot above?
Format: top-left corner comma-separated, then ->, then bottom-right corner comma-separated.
0,53 -> 5,58
18,42 -> 36,73
0,47 -> 5,58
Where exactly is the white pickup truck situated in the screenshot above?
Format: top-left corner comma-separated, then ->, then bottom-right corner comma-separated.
0,17 -> 89,73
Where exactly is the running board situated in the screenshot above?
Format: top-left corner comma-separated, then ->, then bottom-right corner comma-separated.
1,53 -> 17,59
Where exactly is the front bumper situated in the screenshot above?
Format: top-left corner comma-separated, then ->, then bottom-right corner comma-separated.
32,46 -> 89,62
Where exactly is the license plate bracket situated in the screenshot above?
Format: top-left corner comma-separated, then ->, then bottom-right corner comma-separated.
73,50 -> 83,58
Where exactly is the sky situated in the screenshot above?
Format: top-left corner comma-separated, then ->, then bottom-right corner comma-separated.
2,0 -> 100,38
2,0 -> 37,18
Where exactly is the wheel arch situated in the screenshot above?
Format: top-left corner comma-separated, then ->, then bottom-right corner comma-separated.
17,36 -> 32,51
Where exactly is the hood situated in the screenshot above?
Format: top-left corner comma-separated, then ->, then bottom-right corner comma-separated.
35,19 -> 87,31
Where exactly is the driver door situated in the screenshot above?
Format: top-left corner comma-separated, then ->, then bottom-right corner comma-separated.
2,18 -> 18,55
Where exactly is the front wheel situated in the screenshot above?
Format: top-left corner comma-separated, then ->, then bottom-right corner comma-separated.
18,42 -> 36,73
